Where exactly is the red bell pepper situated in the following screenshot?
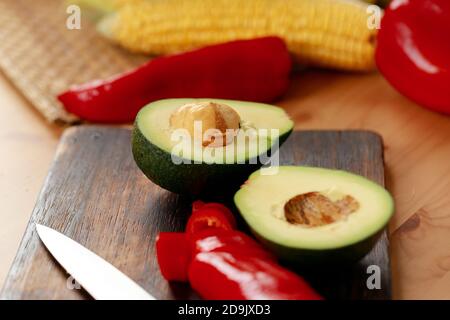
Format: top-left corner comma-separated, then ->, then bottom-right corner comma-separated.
186,208 -> 235,234
191,201 -> 237,228
192,200 -> 206,212
155,202 -> 321,299
188,251 -> 322,300
155,232 -> 190,282
189,229 -> 276,261
376,0 -> 450,114
58,37 -> 292,123
156,229 -> 274,283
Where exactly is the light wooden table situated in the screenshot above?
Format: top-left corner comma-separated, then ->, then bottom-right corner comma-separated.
1,69 -> 449,299
0,75 -> 62,288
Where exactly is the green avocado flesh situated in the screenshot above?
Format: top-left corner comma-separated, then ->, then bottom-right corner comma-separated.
234,166 -> 394,264
132,98 -> 293,195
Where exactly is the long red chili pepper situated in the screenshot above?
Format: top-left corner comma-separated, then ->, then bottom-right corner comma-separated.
376,0 -> 450,115
58,37 -> 292,123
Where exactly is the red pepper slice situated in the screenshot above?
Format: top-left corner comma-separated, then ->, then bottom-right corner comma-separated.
58,37 -> 292,123
155,232 -> 190,282
191,201 -> 236,228
191,200 -> 206,212
155,201 -> 322,299
186,208 -> 234,234
189,229 -> 276,262
188,251 -> 322,300
376,0 -> 450,114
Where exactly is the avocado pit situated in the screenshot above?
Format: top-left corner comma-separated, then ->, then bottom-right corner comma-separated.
169,101 -> 241,147
284,192 -> 359,227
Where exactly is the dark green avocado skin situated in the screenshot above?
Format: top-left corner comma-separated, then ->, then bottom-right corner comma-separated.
132,124 -> 292,196
252,228 -> 384,267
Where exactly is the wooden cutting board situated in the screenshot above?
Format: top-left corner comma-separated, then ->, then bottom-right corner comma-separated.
0,126 -> 391,300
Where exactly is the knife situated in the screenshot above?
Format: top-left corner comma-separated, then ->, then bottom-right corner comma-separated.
35,224 -> 155,300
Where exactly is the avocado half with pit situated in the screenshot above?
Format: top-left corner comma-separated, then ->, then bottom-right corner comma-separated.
234,166 -> 394,265
132,98 -> 293,195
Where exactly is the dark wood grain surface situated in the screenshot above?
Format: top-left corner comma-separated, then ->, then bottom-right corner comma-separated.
0,126 -> 390,300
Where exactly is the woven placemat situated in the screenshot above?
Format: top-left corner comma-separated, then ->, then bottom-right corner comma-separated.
0,0 -> 147,123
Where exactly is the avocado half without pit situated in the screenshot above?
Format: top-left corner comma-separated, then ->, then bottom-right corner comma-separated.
234,166 -> 394,265
132,98 -> 293,195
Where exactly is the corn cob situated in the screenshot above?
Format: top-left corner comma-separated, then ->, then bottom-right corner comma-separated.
99,0 -> 380,71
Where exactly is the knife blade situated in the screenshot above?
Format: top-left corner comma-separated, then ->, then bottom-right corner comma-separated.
35,224 -> 155,300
